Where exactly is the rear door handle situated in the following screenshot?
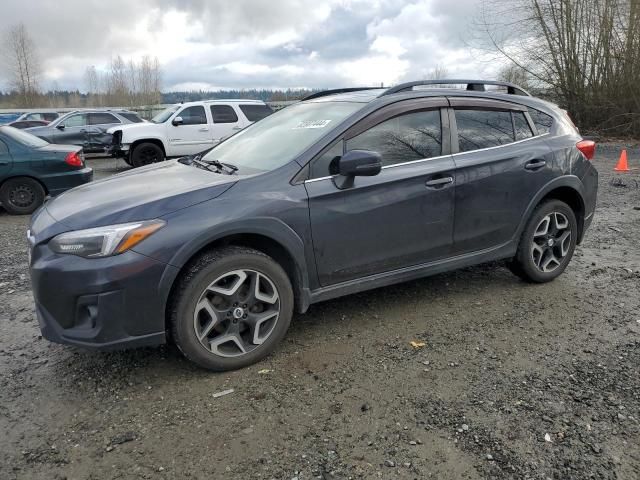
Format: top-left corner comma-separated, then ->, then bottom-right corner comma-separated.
232,126 -> 242,131
525,159 -> 546,170
198,128 -> 209,132
425,176 -> 454,188
0,161 -> 9,165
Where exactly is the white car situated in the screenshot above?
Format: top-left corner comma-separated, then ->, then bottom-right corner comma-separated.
108,100 -> 273,167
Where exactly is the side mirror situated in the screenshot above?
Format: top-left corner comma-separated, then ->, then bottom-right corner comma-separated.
333,149 -> 382,189
172,116 -> 184,126
56,123 -> 65,130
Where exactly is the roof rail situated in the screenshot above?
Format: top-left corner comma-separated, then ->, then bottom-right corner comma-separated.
302,87 -> 380,101
380,79 -> 531,97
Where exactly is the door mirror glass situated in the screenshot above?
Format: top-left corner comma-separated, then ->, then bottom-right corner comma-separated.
334,149 -> 382,189
172,116 -> 184,126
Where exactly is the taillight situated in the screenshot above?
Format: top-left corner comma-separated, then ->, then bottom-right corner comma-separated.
65,151 -> 84,167
576,140 -> 596,160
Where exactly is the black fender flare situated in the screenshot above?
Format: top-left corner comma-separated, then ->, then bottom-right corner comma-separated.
158,217 -> 311,316
513,175 -> 586,243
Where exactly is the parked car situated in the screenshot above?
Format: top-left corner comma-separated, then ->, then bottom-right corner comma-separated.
28,79 -> 598,371
108,100 -> 273,167
27,110 -> 144,153
0,113 -> 22,124
8,120 -> 50,129
0,126 -> 92,215
16,111 -> 60,122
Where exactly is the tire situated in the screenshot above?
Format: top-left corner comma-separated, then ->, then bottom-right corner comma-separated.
131,142 -> 164,168
170,246 -> 294,371
509,199 -> 578,283
0,177 -> 45,215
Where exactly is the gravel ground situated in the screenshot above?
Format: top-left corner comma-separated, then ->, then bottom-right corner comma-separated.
1,145 -> 639,480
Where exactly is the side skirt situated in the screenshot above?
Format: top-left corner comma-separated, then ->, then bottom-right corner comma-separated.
307,241 -> 517,306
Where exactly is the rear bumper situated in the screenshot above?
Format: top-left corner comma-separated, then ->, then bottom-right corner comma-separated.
30,243 -> 178,350
44,167 -> 93,196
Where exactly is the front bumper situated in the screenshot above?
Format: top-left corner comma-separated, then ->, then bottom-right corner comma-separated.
30,242 -> 178,350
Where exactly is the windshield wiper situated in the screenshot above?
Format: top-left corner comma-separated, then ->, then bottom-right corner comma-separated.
190,157 -> 220,173
201,159 -> 238,175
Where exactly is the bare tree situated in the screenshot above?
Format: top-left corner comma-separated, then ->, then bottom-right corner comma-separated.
497,64 -> 532,91
426,65 -> 449,80
84,65 -> 101,106
477,0 -> 640,136
3,23 -> 41,107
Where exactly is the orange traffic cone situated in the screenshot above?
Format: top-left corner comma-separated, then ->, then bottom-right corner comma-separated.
614,149 -> 630,172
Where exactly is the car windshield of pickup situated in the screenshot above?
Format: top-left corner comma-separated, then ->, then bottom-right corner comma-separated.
151,105 -> 180,123
201,101 -> 362,173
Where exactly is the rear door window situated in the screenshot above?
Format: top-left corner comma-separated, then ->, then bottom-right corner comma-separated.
454,109 -> 514,152
528,108 -> 553,135
89,112 -> 120,125
63,114 -> 88,127
239,104 -> 273,122
210,105 -> 239,123
346,109 -> 442,166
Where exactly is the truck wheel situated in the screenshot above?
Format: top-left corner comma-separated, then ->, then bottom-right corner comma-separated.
170,246 -> 294,371
131,142 -> 164,168
0,177 -> 46,215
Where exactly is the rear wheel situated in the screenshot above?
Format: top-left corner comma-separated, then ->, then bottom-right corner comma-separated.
170,246 -> 294,371
509,199 -> 577,283
131,142 -> 164,168
0,177 -> 45,215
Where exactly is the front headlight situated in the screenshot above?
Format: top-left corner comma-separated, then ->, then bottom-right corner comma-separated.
49,220 -> 166,258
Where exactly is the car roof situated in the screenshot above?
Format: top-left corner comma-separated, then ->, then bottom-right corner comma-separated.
304,80 -> 559,113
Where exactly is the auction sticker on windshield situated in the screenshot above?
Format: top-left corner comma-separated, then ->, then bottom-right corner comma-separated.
293,120 -> 332,129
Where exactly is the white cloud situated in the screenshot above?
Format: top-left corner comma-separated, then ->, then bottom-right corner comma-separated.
0,0 -> 498,92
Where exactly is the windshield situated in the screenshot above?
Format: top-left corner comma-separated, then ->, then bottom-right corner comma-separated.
151,105 -> 180,123
0,126 -> 49,148
202,101 -> 363,173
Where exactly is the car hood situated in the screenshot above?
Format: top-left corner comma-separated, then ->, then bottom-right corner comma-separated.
44,160 -> 237,230
25,125 -> 53,136
107,122 -> 161,137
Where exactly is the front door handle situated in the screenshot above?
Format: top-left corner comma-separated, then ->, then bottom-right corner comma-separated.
525,159 -> 546,170
232,126 -> 242,131
198,128 -> 209,132
425,176 -> 454,188
0,161 -> 9,165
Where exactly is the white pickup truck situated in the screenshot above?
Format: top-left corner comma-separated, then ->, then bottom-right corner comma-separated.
108,99 -> 273,167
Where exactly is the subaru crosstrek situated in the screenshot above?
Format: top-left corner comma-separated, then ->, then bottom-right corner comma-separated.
28,80 -> 598,371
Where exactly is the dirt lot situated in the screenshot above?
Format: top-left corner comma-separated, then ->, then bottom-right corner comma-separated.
1,146 -> 639,480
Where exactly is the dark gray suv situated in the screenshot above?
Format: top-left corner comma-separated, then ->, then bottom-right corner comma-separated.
27,109 -> 143,153
28,80 -> 598,371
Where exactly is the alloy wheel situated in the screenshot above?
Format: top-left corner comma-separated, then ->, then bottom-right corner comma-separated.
531,212 -> 572,273
139,147 -> 159,165
193,269 -> 280,357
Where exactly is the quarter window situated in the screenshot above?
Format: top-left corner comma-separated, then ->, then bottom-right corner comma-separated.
178,106 -> 207,125
310,141 -> 343,179
239,104 -> 273,122
455,109 -> 513,152
211,105 -> 239,123
528,108 -> 553,135
514,112 -> 533,140
346,109 -> 442,166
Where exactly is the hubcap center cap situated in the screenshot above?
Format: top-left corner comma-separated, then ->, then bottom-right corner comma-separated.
232,307 -> 244,319
547,238 -> 555,247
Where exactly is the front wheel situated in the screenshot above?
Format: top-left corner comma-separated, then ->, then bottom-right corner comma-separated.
509,199 -> 578,283
131,142 -> 164,168
0,177 -> 45,215
170,246 -> 294,371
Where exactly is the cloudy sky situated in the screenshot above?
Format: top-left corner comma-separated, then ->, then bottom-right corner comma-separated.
1,0 -> 500,92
